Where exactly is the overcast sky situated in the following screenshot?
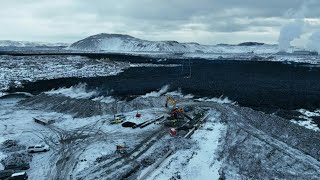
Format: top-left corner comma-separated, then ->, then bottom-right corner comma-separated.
1,0 -> 319,45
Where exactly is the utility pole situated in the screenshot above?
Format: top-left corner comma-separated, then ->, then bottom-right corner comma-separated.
188,59 -> 192,78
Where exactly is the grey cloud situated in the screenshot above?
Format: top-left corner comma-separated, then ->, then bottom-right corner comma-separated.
0,0 -> 319,45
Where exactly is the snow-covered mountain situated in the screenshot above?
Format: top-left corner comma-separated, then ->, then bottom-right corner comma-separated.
69,33 -> 280,54
0,40 -> 68,47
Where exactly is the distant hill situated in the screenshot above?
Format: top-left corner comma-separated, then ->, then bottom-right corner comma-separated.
238,42 -> 265,46
68,33 -> 211,53
0,40 -> 68,48
68,33 -> 282,54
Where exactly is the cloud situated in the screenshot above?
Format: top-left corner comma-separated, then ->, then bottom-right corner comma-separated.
0,0 -> 319,45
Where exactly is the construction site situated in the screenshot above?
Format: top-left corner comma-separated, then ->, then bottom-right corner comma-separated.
0,84 -> 320,179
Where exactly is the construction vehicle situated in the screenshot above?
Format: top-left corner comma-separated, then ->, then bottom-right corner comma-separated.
164,96 -> 194,128
110,114 -> 126,124
165,96 -> 177,109
165,96 -> 184,113
165,96 -> 185,121
116,145 -> 128,154
136,111 -> 141,118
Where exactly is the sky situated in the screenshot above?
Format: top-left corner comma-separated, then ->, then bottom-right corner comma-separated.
0,0 -> 320,46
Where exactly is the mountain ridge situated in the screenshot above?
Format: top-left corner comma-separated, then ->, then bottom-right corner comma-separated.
69,33 -> 276,53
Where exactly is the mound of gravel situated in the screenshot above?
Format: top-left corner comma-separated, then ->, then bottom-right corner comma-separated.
19,93 -> 190,118
0,140 -> 26,153
1,152 -> 32,170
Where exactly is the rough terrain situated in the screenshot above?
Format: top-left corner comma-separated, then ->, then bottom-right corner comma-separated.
1,91 -> 319,179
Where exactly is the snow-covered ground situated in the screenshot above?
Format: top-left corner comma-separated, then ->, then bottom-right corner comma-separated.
45,83 -> 99,99
1,88 -> 319,179
0,89 -> 224,179
0,94 -> 173,179
0,55 -> 129,92
143,110 -> 226,180
182,52 -> 320,64
290,109 -> 320,131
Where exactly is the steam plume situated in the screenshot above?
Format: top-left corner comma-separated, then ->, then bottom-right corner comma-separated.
307,31 -> 320,53
278,20 -> 304,52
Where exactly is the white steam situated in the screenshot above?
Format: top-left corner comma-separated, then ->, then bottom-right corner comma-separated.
307,31 -> 320,53
277,1 -> 319,52
278,19 -> 305,52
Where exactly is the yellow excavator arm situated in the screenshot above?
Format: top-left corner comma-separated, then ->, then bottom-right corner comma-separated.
165,96 -> 176,109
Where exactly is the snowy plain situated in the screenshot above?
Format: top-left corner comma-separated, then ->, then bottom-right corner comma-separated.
0,55 -> 129,92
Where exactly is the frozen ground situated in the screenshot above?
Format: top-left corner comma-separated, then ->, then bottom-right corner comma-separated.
0,96 -> 169,180
290,109 -> 320,132
144,110 -> 226,180
182,52 -> 320,64
0,90 -> 319,179
0,55 -> 129,92
0,55 -> 183,93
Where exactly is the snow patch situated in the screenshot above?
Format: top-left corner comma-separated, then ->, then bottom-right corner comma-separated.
45,83 -> 99,99
291,109 -> 320,131
165,91 -> 194,99
92,96 -> 115,103
142,85 -> 169,98
291,119 -> 319,132
0,137 -> 6,144
297,109 -> 320,117
195,96 -> 236,105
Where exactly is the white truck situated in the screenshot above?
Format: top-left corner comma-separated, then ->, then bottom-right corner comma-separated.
27,144 -> 50,153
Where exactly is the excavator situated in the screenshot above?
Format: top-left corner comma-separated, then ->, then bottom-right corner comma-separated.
165,96 -> 192,120
165,96 -> 177,109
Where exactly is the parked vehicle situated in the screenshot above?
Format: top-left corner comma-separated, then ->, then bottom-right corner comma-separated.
27,144 -> 49,153
0,170 -> 15,179
111,114 -> 126,124
8,172 -> 28,180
